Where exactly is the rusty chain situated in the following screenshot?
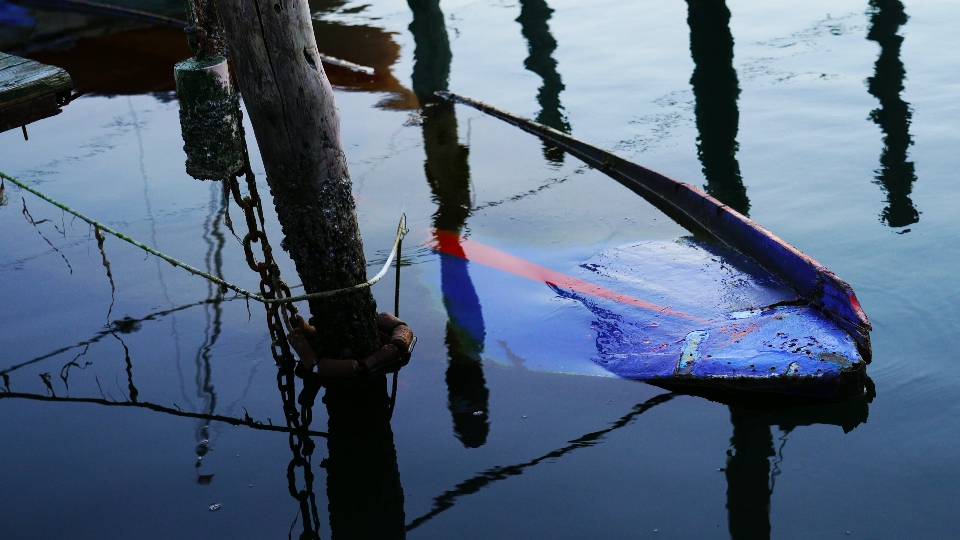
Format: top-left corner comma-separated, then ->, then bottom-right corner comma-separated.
222,104 -> 321,539
222,168 -> 299,366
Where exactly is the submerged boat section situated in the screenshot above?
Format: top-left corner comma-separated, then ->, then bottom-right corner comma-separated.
553,240 -> 865,398
433,91 -> 872,400
436,91 -> 871,363
432,232 -> 866,399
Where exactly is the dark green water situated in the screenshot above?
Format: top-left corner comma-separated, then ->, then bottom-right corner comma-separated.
1,0 -> 959,538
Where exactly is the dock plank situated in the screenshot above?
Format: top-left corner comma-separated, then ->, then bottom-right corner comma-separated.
0,52 -> 73,133
0,55 -> 31,72
0,55 -> 72,109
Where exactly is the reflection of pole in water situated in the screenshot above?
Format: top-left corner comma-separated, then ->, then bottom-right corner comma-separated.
324,376 -> 406,539
720,390 -> 875,540
516,0 -> 570,165
439,230 -> 490,448
408,0 -> 491,448
724,408 -> 775,540
686,0 -> 749,216
866,0 -> 917,228
194,184 -> 226,475
408,0 -> 451,106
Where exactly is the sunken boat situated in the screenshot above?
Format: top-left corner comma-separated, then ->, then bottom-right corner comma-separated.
433,91 -> 871,401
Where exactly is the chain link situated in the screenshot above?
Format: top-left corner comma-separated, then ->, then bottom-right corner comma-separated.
222,151 -> 302,370
222,104 -> 321,538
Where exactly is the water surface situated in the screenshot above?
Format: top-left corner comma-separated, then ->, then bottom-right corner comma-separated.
2,0 -> 959,538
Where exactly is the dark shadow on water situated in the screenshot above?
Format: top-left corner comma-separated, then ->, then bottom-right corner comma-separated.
4,0 -> 413,103
253,366 -> 407,539
4,353 -> 407,538
866,0 -> 917,228
309,0 -> 417,109
7,22 -> 177,96
409,0 -> 491,449
686,0 -> 749,216
516,0 -> 570,165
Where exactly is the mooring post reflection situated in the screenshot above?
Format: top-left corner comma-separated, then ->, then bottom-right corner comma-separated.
323,377 -> 406,539
715,383 -> 873,540
408,0 -> 451,107
194,187 -> 227,477
866,0 -> 917,228
724,408 -> 775,540
683,8 -> 777,533
516,0 -> 570,165
408,0 -> 491,448
686,0 -> 749,216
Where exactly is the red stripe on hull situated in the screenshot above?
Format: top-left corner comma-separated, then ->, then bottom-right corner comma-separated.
430,230 -> 701,321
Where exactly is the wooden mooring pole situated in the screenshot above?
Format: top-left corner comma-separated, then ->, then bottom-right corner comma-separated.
210,4 -> 406,535
214,0 -> 380,360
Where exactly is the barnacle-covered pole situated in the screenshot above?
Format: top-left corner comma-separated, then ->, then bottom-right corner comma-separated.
213,0 -> 381,361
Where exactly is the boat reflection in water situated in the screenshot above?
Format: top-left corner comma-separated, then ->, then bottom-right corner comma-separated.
710,384 -> 873,540
866,0 -> 917,229
408,0 -> 491,449
405,385 -> 873,537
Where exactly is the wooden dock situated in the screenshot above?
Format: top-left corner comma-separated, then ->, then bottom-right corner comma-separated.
0,52 -> 73,135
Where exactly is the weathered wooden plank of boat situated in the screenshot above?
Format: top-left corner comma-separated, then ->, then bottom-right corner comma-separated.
436,91 -> 871,362
0,52 -> 72,133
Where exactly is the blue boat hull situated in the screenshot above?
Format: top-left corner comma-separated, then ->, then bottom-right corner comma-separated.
434,237 -> 866,400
